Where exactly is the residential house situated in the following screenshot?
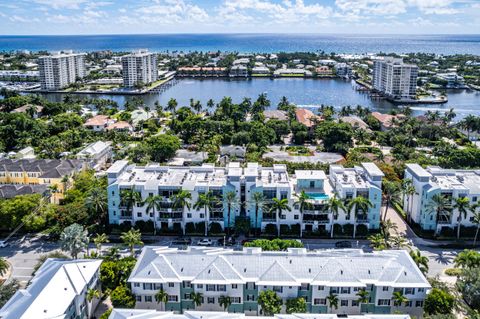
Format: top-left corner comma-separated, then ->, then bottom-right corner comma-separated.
76,141 -> 113,171
84,115 -> 115,132
371,112 -> 405,131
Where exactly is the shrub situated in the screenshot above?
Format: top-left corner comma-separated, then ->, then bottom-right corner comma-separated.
356,224 -> 369,237
209,222 -> 223,234
185,222 -> 196,234
424,288 -> 455,315
244,239 -> 303,251
264,224 -> 277,236
333,223 -> 343,236
110,285 -> 136,308
444,268 -> 462,277
343,223 -> 354,236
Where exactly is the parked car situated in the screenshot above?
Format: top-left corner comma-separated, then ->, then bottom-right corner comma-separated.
0,240 -> 7,248
197,239 -> 212,246
217,237 -> 236,246
172,237 -> 192,245
335,241 -> 352,248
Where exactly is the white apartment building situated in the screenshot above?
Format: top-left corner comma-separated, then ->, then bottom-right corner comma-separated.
0,259 -> 102,319
110,309 -> 411,319
372,57 -> 418,100
404,164 -> 480,233
38,50 -> 86,90
121,50 -> 158,88
128,247 -> 429,317
106,161 -> 383,235
76,141 -> 113,171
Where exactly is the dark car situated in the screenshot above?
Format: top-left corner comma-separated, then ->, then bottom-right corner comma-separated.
172,237 -> 192,245
335,241 -> 352,248
217,237 -> 236,246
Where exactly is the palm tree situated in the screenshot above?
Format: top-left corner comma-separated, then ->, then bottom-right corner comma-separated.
426,194 -> 452,235
173,190 -> 192,210
207,99 -> 215,112
347,196 -> 373,238
144,195 -> 163,235
0,257 -> 9,277
404,183 -> 417,222
382,181 -> 401,222
368,233 -> 387,250
194,191 -> 218,236
327,195 -> 346,238
381,219 -> 398,243
93,233 -> 109,255
269,198 -> 291,237
409,249 -> 429,275
327,293 -> 339,313
219,295 -> 232,311
155,289 -> 168,311
120,228 -> 143,256
60,223 -> 89,259
191,292 -> 203,309
392,290 -> 408,307
250,192 -> 266,236
356,289 -> 369,311
224,191 -> 239,235
471,206 -> 480,247
294,190 -> 312,238
454,196 -> 470,239
166,98 -> 178,114
85,187 -> 108,224
120,187 -> 142,219
87,288 -> 101,302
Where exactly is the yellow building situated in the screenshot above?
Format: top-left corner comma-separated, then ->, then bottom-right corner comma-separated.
0,159 -> 85,203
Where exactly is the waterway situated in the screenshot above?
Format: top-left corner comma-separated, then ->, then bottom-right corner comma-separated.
41,78 -> 480,119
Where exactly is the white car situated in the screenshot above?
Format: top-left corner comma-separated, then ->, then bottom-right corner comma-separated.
0,240 -> 8,248
197,239 -> 212,246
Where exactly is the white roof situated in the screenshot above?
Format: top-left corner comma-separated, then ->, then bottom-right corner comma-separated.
129,247 -> 430,289
110,309 -> 411,319
77,141 -> 111,157
0,259 -> 102,319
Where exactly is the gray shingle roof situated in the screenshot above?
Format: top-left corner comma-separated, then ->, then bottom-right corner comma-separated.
0,159 -> 84,178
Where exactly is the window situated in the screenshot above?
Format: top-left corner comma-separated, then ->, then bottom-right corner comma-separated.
232,284 -> 238,289
294,215 -> 299,220
247,282 -> 256,290
200,213 -> 204,218
154,283 -> 163,290
184,281 -> 191,288
207,297 -> 215,304
145,296 -> 152,302
310,181 -> 315,188
473,196 -> 478,202
314,298 -> 327,305
382,286 -> 390,291
134,283 -> 140,287
404,288 -> 415,295
341,287 -> 350,294
353,287 -> 359,292
206,284 -> 216,291
280,214 -> 286,219
405,301 -> 412,307
273,286 -> 283,293
330,287 -> 339,294
378,299 -> 391,306
197,284 -> 203,289
318,286 -> 325,291
416,300 -> 424,307
137,212 -> 142,217
184,293 -> 191,300
300,283 -> 309,291
247,294 -> 255,301
136,295 -> 142,302
231,297 -> 241,304
168,295 -> 178,302
187,213 -> 192,218
341,300 -> 348,307
418,288 -> 425,293
143,283 -> 153,290
168,283 -> 174,288
352,300 -> 359,307
217,285 -> 226,292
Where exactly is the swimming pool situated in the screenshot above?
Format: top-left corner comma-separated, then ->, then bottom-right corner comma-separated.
306,193 -> 329,201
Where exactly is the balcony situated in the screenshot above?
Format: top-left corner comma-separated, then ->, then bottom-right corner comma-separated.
210,214 -> 224,221
437,215 -> 452,225
159,213 -> 183,222
356,215 -> 369,223
119,215 -> 132,220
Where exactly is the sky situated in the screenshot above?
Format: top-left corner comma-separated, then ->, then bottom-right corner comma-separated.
0,0 -> 479,35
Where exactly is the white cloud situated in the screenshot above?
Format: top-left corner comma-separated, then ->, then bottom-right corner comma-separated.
135,0 -> 210,24
10,15 -> 29,23
31,0 -> 88,10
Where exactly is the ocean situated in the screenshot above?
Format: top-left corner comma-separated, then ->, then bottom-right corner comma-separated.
1,34 -> 480,55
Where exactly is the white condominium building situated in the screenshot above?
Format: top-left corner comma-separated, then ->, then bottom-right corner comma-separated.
38,50 -> 86,90
106,161 -> 383,236
121,50 -> 158,88
0,259 -> 102,319
128,247 -> 429,317
404,164 -> 480,233
372,57 -> 418,100
110,309 -> 411,319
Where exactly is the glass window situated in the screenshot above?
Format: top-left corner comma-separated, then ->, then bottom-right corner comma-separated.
404,288 -> 415,295
134,283 -> 140,287
382,286 -> 389,291
232,284 -> 238,289
206,284 -> 215,291
352,300 -> 359,307
341,300 -> 348,307
314,298 -> 326,305
415,300 -> 424,307
197,284 -> 203,289
168,295 -> 178,302
273,286 -> 283,293
207,297 -> 215,304
168,283 -> 174,288
145,296 -> 152,302
318,286 -> 324,291
232,297 -> 241,304
217,285 -> 226,291
418,288 -> 425,293
341,287 -> 350,294
136,295 -> 142,302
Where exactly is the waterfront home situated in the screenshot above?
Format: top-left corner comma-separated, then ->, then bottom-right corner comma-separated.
340,116 -> 371,131
127,247 -> 428,317
404,164 -> 480,234
106,121 -> 134,133
0,158 -> 85,203
252,66 -> 271,76
83,115 -> 116,132
273,69 -> 312,77
0,259 -> 102,319
76,141 -> 113,171
371,112 -> 405,131
334,63 -> 352,78
177,67 -> 227,77
295,108 -> 322,133
233,58 -> 250,65
315,66 -> 332,75
109,310 -> 412,319
264,110 -> 288,121
106,161 -> 382,235
11,104 -> 43,118
436,72 -> 466,88
230,65 -> 248,78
